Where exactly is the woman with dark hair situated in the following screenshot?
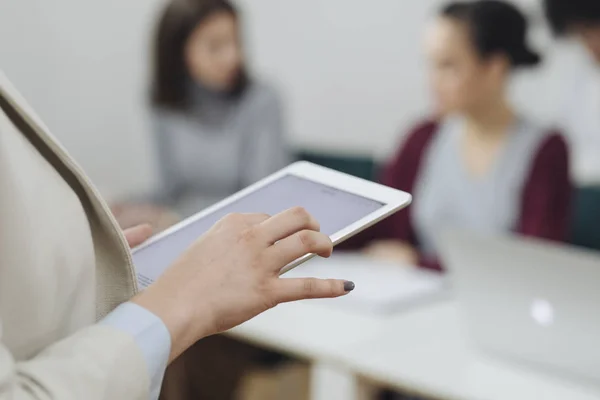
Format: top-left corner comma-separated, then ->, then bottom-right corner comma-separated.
152,0 -> 249,109
136,1 -> 293,397
351,0 -> 572,272
115,0 -> 289,230
153,0 -> 289,214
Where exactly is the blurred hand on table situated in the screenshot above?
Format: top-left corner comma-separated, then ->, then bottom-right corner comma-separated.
111,203 -> 180,233
364,240 -> 419,266
123,224 -> 154,248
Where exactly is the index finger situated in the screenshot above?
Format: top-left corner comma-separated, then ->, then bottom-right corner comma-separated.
258,207 -> 320,244
273,278 -> 355,304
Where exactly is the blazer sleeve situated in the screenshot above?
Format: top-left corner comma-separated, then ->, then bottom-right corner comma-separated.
516,133 -> 572,242
341,120 -> 438,249
0,322 -> 150,400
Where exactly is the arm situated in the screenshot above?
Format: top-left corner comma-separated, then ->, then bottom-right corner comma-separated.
517,133 -> 572,242
101,303 -> 171,400
0,212 -> 354,400
0,309 -> 160,400
239,85 -> 291,187
417,255 -> 443,272
150,111 -> 184,206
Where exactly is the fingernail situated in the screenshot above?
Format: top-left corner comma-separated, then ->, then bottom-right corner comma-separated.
344,281 -> 355,292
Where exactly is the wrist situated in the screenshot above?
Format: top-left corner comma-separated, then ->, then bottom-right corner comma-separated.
131,282 -> 212,362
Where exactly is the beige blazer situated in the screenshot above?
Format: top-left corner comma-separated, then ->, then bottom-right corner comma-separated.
0,70 -> 150,399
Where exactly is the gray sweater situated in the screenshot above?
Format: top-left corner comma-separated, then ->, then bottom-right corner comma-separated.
411,116 -> 551,261
151,81 -> 289,217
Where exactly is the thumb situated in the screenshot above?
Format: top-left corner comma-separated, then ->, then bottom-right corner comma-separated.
124,224 -> 153,249
273,278 -> 355,304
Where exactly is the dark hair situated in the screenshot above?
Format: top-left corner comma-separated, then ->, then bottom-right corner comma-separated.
441,0 -> 542,68
151,0 -> 249,111
544,0 -> 600,36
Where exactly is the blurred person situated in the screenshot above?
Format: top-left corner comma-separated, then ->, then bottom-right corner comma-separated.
115,0 -> 289,231
349,0 -> 572,272
0,67 -> 352,400
142,2 -> 293,398
543,0 -> 600,185
545,0 -> 600,64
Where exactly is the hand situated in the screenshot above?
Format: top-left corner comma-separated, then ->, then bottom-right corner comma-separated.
132,207 -> 354,361
123,224 -> 153,248
112,203 -> 180,232
364,240 -> 419,266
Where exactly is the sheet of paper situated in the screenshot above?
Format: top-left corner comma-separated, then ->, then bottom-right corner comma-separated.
284,253 -> 448,315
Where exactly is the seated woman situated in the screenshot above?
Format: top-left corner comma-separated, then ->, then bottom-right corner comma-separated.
114,0 -> 289,230
353,0 -> 572,272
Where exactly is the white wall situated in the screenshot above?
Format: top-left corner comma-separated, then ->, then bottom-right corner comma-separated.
0,0 -> 165,200
0,0 -> 588,199
237,0 -> 439,157
237,0 -> 577,156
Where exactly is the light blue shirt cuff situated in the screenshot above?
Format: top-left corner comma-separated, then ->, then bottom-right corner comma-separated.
101,302 -> 171,400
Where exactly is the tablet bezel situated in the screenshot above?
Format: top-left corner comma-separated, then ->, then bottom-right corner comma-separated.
133,161 -> 412,275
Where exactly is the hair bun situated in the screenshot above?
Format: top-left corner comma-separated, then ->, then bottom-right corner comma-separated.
513,47 -> 542,68
441,1 -> 543,70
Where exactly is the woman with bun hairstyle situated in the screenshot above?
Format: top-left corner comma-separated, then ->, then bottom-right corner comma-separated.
352,0 -> 572,271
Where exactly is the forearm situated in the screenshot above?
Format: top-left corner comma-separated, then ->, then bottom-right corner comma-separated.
0,324 -> 149,400
0,299 -> 183,400
131,275 -> 213,363
101,303 -> 172,400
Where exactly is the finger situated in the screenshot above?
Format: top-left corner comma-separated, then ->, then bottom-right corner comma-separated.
273,278 -> 355,303
258,207 -> 320,244
363,243 -> 379,254
124,224 -> 153,248
266,230 -> 333,269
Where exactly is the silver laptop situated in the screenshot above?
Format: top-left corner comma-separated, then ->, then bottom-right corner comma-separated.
440,230 -> 600,383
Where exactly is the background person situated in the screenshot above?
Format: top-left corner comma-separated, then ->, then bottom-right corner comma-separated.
114,0 -> 290,231
348,0 -> 572,272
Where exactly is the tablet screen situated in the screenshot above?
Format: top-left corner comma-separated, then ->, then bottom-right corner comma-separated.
134,174 -> 385,288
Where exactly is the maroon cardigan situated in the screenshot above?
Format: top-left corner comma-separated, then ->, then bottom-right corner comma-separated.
347,120 -> 572,272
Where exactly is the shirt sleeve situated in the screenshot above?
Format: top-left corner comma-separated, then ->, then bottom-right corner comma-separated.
101,302 -> 171,400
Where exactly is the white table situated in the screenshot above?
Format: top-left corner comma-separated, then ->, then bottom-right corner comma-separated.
340,301 -> 600,400
228,253 -> 445,399
229,299 -> 600,400
228,300 -> 386,400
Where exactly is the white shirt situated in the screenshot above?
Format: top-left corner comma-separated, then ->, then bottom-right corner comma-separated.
559,46 -> 600,185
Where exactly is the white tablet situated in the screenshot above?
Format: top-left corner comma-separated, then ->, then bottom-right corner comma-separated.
133,161 -> 411,288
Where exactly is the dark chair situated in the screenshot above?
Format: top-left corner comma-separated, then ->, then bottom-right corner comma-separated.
296,151 -> 378,181
570,186 -> 600,251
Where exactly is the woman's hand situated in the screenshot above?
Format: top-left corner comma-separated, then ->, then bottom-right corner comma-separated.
132,207 -> 354,361
112,203 -> 180,232
364,240 -> 419,266
123,224 -> 153,248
